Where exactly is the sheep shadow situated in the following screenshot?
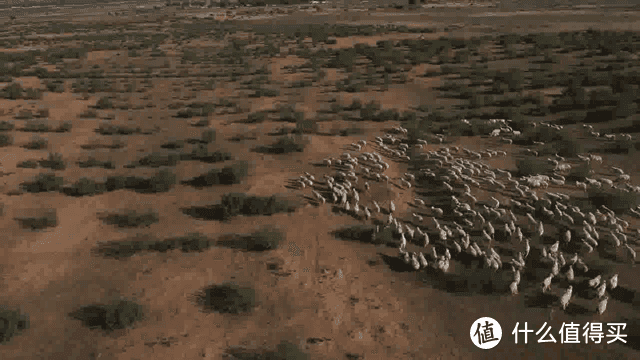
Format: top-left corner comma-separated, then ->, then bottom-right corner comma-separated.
609,286 -> 637,304
563,302 -> 590,316
379,253 -> 416,273
417,267 -> 506,296
524,290 -> 559,308
331,225 -> 389,246
620,317 -> 640,351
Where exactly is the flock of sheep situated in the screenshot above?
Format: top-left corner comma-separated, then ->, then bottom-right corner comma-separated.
290,119 -> 639,316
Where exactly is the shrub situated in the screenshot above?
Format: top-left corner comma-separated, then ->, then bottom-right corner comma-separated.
180,146 -> 232,163
292,118 -> 317,134
516,156 -> 554,176
17,160 -> 38,168
15,209 -> 58,230
193,117 -> 210,127
0,306 -> 30,344
39,153 -> 66,170
256,136 -> 306,154
0,134 -> 13,147
96,124 -> 141,135
588,188 -> 640,213
95,96 -> 113,109
15,110 -> 33,120
0,82 -> 23,99
63,177 -> 106,196
146,169 -> 177,193
246,111 -> 267,123
196,283 -> 256,314
55,121 -> 72,133
21,121 -> 51,132
567,161 -> 593,181
103,209 -> 160,228
21,173 -> 63,193
201,129 -> 216,144
126,153 -> 179,168
69,299 -> 144,332
23,136 -> 48,150
78,157 -> 115,169
0,121 -> 15,131
160,139 -> 185,149
95,233 -> 212,258
104,175 -> 127,191
182,161 -> 249,187
225,340 -> 310,360
279,107 -> 304,123
333,224 -> 386,245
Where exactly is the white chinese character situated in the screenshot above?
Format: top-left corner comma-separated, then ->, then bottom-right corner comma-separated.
512,322 -> 534,344
559,322 -> 580,344
536,322 -> 557,343
606,323 -> 627,344
583,322 -> 604,344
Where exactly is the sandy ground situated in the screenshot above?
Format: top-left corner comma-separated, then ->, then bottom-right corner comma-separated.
0,3 -> 639,360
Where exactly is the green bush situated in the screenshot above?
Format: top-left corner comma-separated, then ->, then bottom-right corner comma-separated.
23,136 -> 48,150
0,133 -> 13,147
0,121 -> 15,131
0,306 -> 30,344
95,96 -> 113,109
21,173 -> 63,193
39,153 -> 66,170
69,299 -> 144,332
196,283 -> 256,314
103,209 -> 160,228
17,160 -> 38,168
15,209 -> 58,230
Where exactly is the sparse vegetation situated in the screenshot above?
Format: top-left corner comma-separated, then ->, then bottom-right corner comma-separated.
17,160 -> 39,168
0,133 -> 13,147
0,306 -> 30,344
23,136 -> 48,150
21,173 -> 64,193
102,210 -> 160,228
195,282 -> 256,314
182,161 -> 249,187
94,233 -> 212,259
255,135 -> 307,154
69,299 -> 144,332
38,153 -> 66,170
78,157 -> 115,169
15,209 -> 58,230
